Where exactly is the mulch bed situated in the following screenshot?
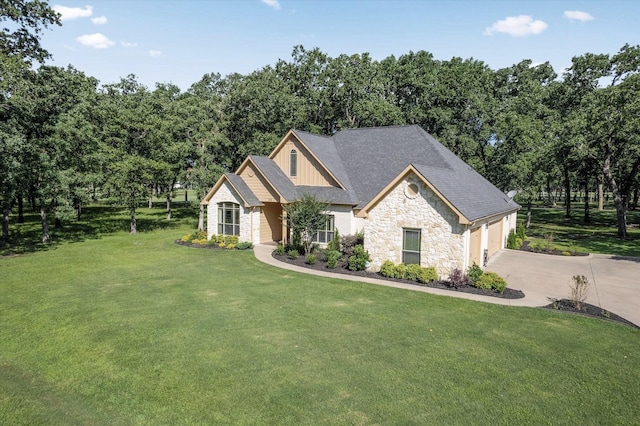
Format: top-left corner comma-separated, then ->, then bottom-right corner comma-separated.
543,299 -> 639,329
519,241 -> 589,256
271,252 -> 525,300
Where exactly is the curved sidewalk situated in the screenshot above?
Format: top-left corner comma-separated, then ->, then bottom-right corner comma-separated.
254,245 -> 640,327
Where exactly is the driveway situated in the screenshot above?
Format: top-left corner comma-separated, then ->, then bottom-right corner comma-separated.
487,250 -> 640,327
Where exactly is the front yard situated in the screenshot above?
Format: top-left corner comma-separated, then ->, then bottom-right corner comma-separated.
1,220 -> 639,424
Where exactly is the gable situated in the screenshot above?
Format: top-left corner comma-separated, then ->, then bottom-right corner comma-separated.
357,166 -> 470,224
237,161 -> 282,203
269,131 -> 341,188
200,173 -> 263,207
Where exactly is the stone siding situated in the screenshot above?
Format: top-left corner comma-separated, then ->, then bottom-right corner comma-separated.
207,181 -> 254,243
364,174 -> 464,276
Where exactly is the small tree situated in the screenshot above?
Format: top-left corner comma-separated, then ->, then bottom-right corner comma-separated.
569,275 -> 590,311
282,193 -> 328,255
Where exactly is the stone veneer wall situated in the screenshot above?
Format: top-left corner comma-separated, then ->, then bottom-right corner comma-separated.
364,173 -> 464,276
207,181 -> 254,243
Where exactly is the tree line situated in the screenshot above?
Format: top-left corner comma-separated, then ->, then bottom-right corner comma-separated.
2,1 -> 639,248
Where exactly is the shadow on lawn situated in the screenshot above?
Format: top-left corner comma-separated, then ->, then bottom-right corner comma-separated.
1,203 -> 197,256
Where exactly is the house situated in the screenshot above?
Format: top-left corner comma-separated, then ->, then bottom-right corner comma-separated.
201,125 -> 519,275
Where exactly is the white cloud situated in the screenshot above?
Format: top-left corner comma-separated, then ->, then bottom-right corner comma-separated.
484,15 -> 548,37
261,0 -> 281,10
91,16 -> 107,25
564,10 -> 594,22
149,50 -> 162,57
121,41 -> 137,48
76,33 -> 115,49
53,5 -> 93,21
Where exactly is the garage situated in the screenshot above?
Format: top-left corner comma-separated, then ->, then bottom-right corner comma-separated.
487,219 -> 503,258
468,226 -> 482,267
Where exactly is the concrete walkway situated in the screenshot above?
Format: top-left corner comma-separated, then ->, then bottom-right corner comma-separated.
254,245 -> 640,326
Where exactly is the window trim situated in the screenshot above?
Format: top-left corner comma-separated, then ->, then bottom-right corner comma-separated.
313,215 -> 335,244
217,202 -> 240,236
289,149 -> 298,177
402,228 -> 421,265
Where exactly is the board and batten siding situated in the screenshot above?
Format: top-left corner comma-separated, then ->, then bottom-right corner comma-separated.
271,136 -> 339,187
238,163 -> 281,203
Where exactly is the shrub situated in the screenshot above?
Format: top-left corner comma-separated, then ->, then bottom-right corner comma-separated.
545,233 -> 554,251
348,244 -> 370,271
448,268 -> 470,288
341,233 -> 364,258
406,264 -> 423,281
516,223 -> 527,240
235,242 -> 254,250
219,242 -> 226,248
182,230 -> 207,242
476,272 -> 507,292
529,240 -> 546,251
224,235 -> 239,245
507,230 -> 520,249
226,243 -> 236,250
275,244 -> 285,255
287,250 -> 299,260
305,254 -> 317,265
467,263 -> 483,284
417,266 -> 438,284
569,275 -> 590,310
327,228 -> 341,252
380,260 -> 396,278
325,249 -> 341,269
393,263 -> 408,279
562,251 -> 570,256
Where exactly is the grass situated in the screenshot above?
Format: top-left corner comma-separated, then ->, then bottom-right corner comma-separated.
1,205 -> 640,424
521,206 -> 640,257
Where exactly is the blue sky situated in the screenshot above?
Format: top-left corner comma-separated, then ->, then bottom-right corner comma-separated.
43,0 -> 639,90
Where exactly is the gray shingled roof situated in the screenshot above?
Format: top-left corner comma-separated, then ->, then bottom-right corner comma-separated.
224,173 -> 263,207
248,156 -> 297,202
247,125 -> 519,222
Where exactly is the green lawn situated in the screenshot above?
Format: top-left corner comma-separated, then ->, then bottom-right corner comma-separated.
521,206 -> 640,257
1,206 -> 639,424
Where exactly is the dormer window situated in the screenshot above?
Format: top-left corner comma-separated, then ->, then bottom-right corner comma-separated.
290,149 -> 297,177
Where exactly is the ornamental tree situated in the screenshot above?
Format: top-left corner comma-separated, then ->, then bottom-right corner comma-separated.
282,193 -> 328,256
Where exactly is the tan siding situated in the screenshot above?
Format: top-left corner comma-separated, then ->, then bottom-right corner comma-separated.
238,164 -> 280,203
487,220 -> 503,257
271,136 -> 339,187
468,226 -> 482,267
260,203 -> 282,243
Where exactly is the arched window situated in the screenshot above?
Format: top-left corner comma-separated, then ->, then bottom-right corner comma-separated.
217,202 -> 240,235
289,149 -> 297,177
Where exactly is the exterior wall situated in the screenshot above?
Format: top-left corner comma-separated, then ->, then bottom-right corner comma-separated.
238,163 -> 280,203
206,181 -> 255,243
462,210 -> 519,270
271,135 -> 338,187
363,173 -> 464,276
329,205 -> 355,238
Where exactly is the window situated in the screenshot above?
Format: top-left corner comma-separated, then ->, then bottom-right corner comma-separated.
217,202 -> 240,235
313,215 -> 335,244
289,149 -> 297,177
402,228 -> 421,265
